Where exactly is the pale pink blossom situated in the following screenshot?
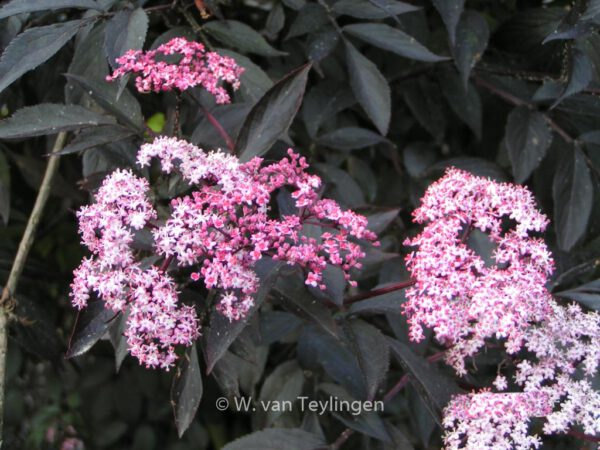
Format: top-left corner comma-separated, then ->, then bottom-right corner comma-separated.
403,168 -> 554,374
518,300 -> 600,436
443,301 -> 600,448
70,169 -> 199,369
406,169 -> 600,447
443,391 -> 552,450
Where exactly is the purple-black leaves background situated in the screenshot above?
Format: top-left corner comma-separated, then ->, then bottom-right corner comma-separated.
0,0 -> 599,448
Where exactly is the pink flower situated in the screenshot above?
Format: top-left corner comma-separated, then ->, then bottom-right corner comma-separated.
71,137 -> 376,366
403,168 -> 554,374
106,37 -> 243,103
70,169 -> 199,370
443,391 -> 552,449
517,300 -> 600,436
407,169 -> 600,446
142,137 -> 377,320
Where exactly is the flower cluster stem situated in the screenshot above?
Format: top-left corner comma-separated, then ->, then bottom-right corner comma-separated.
186,93 -> 235,152
0,131 -> 67,446
344,279 -> 416,305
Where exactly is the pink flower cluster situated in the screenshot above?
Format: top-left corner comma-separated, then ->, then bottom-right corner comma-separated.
70,169 -> 199,369
106,37 -> 243,103
71,137 -> 375,366
138,137 -> 377,320
518,301 -> 600,436
443,300 -> 600,449
405,168 -> 600,447
403,168 -> 554,374
443,391 -> 552,450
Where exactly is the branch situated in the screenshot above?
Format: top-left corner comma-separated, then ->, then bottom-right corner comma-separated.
344,279 -> 416,305
179,5 -> 214,51
475,64 -> 600,96
473,74 -> 600,177
187,93 -> 235,152
201,106 -> 235,152
567,430 -> 600,443
0,131 -> 67,445
160,255 -> 173,272
144,3 -> 175,13
330,350 -> 446,449
472,74 -> 577,143
472,75 -> 527,107
315,0 -> 344,36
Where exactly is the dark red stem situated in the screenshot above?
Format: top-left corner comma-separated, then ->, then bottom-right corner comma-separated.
185,92 -> 235,152
567,430 -> 600,443
160,255 -> 173,272
344,279 -> 416,305
173,92 -> 182,137
202,106 -> 235,152
302,221 -> 339,230
330,350 -> 446,449
382,374 -> 410,403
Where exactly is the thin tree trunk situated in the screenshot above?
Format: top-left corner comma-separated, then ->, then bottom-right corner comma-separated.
0,131 -> 67,447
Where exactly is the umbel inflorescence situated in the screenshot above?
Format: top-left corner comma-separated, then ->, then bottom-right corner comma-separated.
106,37 -> 243,103
405,168 -> 600,448
70,138 -> 376,369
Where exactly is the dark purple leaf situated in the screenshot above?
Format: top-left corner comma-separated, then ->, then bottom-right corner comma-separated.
387,338 -> 461,426
403,78 -> 446,140
104,8 -> 148,68
551,48 -> 593,107
236,63 -> 311,161
0,20 -> 82,93
344,23 -> 449,62
333,0 -> 418,20
298,325 -> 367,400
553,147 -> 593,250
439,70 -> 482,138
366,209 -> 400,234
432,0 -> 465,45
65,74 -> 143,130
204,20 -> 286,57
0,104 -> 114,139
307,26 -> 339,62
555,279 -> 600,311
276,274 -> 339,336
348,319 -> 389,400
66,300 -> 116,358
55,125 -> 136,156
171,344 -> 203,437
317,126 -> 384,150
453,11 -> 489,87
0,0 -> 101,20
265,3 -> 285,39
108,309 -> 129,372
286,3 -> 328,40
345,40 -> 391,135
505,105 -> 553,183
203,259 -> 282,373
222,428 -> 326,450
258,360 -> 304,426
